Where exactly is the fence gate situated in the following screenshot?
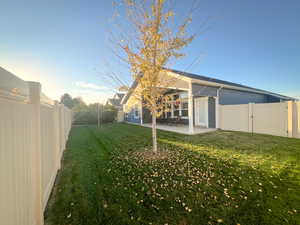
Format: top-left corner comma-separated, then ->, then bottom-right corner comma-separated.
252,102 -> 288,136
219,101 -> 299,138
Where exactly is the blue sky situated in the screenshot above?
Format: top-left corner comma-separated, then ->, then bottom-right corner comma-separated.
1,0 -> 299,103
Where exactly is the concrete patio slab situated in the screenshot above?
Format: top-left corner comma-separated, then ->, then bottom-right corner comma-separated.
141,123 -> 217,135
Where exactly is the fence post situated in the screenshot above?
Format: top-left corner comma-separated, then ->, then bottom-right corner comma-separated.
295,102 -> 300,138
293,102 -> 298,138
27,81 -> 44,225
54,101 -> 61,170
287,101 -> 294,138
59,106 -> 64,154
248,103 -> 254,134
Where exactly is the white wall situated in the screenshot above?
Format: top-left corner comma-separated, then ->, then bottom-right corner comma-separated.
219,101 -> 299,138
0,68 -> 72,225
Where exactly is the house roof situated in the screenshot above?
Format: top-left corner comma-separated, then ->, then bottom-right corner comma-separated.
121,80 -> 139,105
107,98 -> 121,107
107,93 -> 126,107
121,69 -> 295,104
169,69 -> 294,101
116,93 -> 125,100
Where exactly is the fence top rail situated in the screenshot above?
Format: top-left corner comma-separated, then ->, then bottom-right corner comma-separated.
220,101 -> 289,107
41,92 -> 55,107
0,67 -> 29,102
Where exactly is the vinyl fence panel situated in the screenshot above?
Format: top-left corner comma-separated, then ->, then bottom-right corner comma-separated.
41,104 -> 57,209
219,104 -> 249,132
252,102 -> 288,137
0,98 -> 37,225
219,101 -> 299,138
0,68 -> 72,225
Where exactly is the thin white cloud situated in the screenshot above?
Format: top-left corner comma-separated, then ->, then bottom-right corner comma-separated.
69,89 -> 114,104
74,81 -> 108,90
72,82 -> 114,104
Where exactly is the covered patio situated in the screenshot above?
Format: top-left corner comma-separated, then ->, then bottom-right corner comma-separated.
139,85 -> 218,135
123,70 -> 219,134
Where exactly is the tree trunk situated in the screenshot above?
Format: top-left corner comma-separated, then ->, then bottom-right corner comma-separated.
152,109 -> 158,154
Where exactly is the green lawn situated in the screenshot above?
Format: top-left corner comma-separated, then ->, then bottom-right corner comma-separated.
45,123 -> 300,225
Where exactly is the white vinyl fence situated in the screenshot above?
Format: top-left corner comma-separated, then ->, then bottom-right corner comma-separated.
297,101 -> 300,138
219,101 -> 299,138
0,67 -> 72,225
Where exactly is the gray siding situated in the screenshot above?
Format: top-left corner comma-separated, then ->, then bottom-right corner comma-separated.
208,97 -> 216,128
192,83 -> 283,105
142,107 -> 152,123
219,88 -> 268,105
192,84 -> 218,97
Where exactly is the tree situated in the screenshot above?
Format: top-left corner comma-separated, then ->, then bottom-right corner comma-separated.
60,93 -> 74,109
114,0 -> 195,153
72,97 -> 88,113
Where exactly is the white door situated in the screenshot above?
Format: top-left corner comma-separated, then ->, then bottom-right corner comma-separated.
195,97 -> 208,127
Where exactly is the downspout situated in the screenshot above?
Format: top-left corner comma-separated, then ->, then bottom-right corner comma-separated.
216,86 -> 223,129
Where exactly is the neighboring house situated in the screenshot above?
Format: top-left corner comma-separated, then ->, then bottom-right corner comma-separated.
106,93 -> 126,122
106,93 -> 125,110
121,69 -> 295,133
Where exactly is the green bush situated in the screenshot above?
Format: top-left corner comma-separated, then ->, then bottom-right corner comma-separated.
72,105 -> 118,125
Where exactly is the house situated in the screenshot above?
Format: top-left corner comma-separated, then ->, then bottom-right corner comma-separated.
106,93 -> 126,122
121,69 -> 295,134
106,93 -> 125,110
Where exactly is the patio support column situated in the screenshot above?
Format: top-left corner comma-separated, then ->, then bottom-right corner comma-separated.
140,97 -> 143,125
216,87 -> 223,129
188,81 -> 194,134
215,96 -> 219,129
171,94 -> 174,118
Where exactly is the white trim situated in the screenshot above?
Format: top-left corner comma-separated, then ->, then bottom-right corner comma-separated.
215,96 -> 219,129
179,99 -> 182,116
156,85 -> 189,91
166,71 -> 192,82
188,81 -> 194,134
140,99 -> 143,124
194,97 -> 209,127
215,87 -> 222,129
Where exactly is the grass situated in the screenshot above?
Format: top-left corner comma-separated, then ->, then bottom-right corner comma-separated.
44,123 -> 300,225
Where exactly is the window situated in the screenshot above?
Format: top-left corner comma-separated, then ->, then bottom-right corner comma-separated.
173,100 -> 180,117
172,92 -> 189,118
181,101 -> 188,118
173,94 -> 179,101
166,111 -> 171,118
163,92 -> 189,119
134,105 -> 139,118
182,101 -> 188,110
181,110 -> 188,117
179,92 -> 188,99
